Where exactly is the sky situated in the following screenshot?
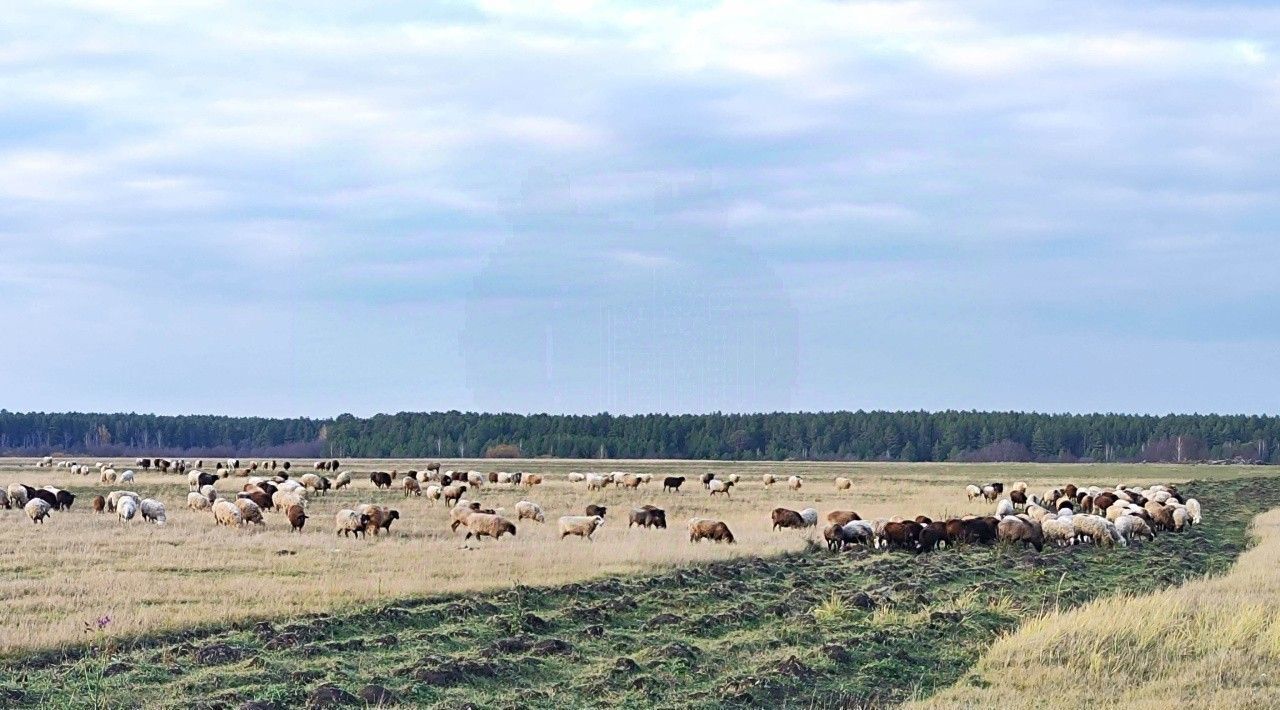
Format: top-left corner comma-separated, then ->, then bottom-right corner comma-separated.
1,0 -> 1278,418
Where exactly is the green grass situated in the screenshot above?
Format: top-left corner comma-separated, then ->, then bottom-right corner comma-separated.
5,476 -> 1279,709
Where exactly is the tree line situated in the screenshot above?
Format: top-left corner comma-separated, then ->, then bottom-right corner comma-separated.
2,409 -> 1273,463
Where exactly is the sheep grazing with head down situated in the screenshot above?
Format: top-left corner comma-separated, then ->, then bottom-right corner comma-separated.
559,515 -> 605,541
91,495 -> 106,513
1041,515 -> 1075,547
1114,514 -> 1154,543
403,476 -> 421,497
140,499 -> 167,525
823,523 -> 851,551
799,508 -> 819,528
299,473 -> 330,495
787,476 -> 803,490
997,516 -> 1043,551
515,501 -> 545,523
1171,507 -> 1189,532
1185,498 -> 1202,524
523,474 -> 543,487
834,477 -> 852,491
333,471 -> 352,490
235,499 -> 266,526
708,479 -> 733,497
965,484 -> 981,501
117,496 -> 139,524
186,492 -> 210,510
827,510 -> 860,526
1073,514 -> 1126,548
212,498 -> 241,527
995,499 -> 1015,519
841,520 -> 875,547
335,509 -> 371,537
462,513 -> 517,541
25,498 -> 52,524
585,504 -> 607,519
357,504 -> 400,536
881,521 -> 923,552
628,505 -> 666,529
7,484 -> 29,509
762,473 -> 776,487
272,490 -> 306,513
286,504 -> 308,532
689,518 -> 734,544
106,491 -> 140,513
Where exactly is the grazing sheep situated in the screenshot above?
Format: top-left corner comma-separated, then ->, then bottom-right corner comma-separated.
462,513 -> 517,541
708,479 -> 734,497
272,490 -> 306,513
333,471 -> 353,490
981,485 -> 998,502
424,484 -> 443,504
466,471 -> 485,487
235,499 -> 266,526
585,504 -> 608,519
1073,514 -> 1126,548
514,501 -> 545,523
99,469 -> 118,485
403,476 -> 421,497
43,486 -> 75,511
25,498 -> 52,524
1185,498 -> 1202,524
834,477 -> 852,491
663,476 -> 685,493
920,521 -> 948,552
359,504 -> 401,536
995,499 -> 1015,519
559,515 -> 605,540
628,505 -> 666,529
881,521 -> 923,552
1171,507 -> 1189,532
117,496 -> 138,523
89,495 -> 105,513
299,473 -> 330,495
335,509 -> 371,537
727,473 -> 740,484
688,518 -> 735,544
199,484 -> 218,503
997,516 -> 1043,551
106,490 -> 140,513
841,520 -> 875,547
6,484 -> 28,508
119,470 -> 135,483
965,484 -> 981,501
523,474 -> 543,487
187,492 -> 211,510
567,472 -> 586,483
238,489 -> 272,511
799,508 -> 819,528
787,476 -> 803,490
1010,490 -> 1027,510
286,504 -> 308,532
586,473 -> 607,491
1025,503 -> 1052,521
27,488 -> 57,508
370,472 -> 393,489
1115,514 -> 1155,542
140,499 -> 167,525
1041,516 -> 1076,547
762,474 -> 776,486
827,510 -> 860,526
620,474 -> 642,489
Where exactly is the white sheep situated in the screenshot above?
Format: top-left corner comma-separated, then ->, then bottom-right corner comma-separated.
140,498 -> 167,525
99,469 -> 118,485
559,515 -> 605,540
187,492 -> 212,510
787,476 -> 803,490
333,471 -> 353,489
1025,503 -> 1052,521
1011,481 -> 1027,493
1185,498 -> 1202,524
708,479 -> 733,497
199,484 -> 218,503
965,484 -> 981,501
567,472 -> 585,483
334,509 -> 366,537
834,477 -> 852,491
25,498 -> 52,524
995,499 -> 1015,519
586,473 -> 607,491
106,491 -> 141,513
6,484 -> 28,508
117,496 -> 139,523
276,479 -> 304,493
1073,514 -> 1126,548
514,501 -> 545,523
235,499 -> 265,526
762,474 -> 776,486
1041,517 -> 1076,547
425,484 -> 443,504
272,490 -> 306,512
1114,515 -> 1154,542
1171,507 -> 1189,531
212,499 -> 243,527
799,508 -> 819,528
466,471 -> 486,487
119,470 -> 135,483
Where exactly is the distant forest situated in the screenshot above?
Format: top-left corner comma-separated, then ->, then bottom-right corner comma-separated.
0,409 -> 1276,464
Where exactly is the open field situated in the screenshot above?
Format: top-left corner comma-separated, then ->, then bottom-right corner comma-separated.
2,473 -> 1277,708
0,457 -> 1267,659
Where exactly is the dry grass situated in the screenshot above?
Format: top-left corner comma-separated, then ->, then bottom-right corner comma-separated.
0,457 -> 1256,657
911,506 -> 1280,710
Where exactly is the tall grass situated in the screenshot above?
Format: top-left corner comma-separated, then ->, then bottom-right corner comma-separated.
911,507 -> 1280,708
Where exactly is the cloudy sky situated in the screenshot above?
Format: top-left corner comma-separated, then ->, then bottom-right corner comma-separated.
2,1 -> 1277,417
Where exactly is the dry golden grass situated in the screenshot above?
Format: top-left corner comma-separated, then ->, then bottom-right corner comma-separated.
0,457 -> 1254,657
911,506 -> 1280,710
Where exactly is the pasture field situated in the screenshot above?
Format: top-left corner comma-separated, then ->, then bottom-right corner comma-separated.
0,458 -> 1264,658
0,469 -> 1276,708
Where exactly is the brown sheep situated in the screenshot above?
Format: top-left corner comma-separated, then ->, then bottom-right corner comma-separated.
881,521 -> 922,552
1010,490 -> 1027,509
823,523 -> 851,551
919,521 -> 947,552
585,504 -> 607,518
487,471 -> 499,484
442,484 -> 467,507
689,518 -> 734,544
827,510 -> 861,526
91,495 -> 106,513
523,474 -> 543,487
369,472 -> 393,489
771,507 -> 806,531
286,504 -> 308,532
361,505 -> 401,536
1063,484 -> 1078,499
403,477 -> 421,497
237,489 -> 272,511
997,516 -> 1044,551
914,515 -> 932,524
463,513 -> 517,541
1093,493 -> 1117,513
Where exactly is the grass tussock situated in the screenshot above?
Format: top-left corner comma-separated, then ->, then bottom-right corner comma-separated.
912,505 -> 1280,709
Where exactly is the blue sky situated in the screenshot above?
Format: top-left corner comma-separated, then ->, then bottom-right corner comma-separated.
1,1 -> 1277,417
